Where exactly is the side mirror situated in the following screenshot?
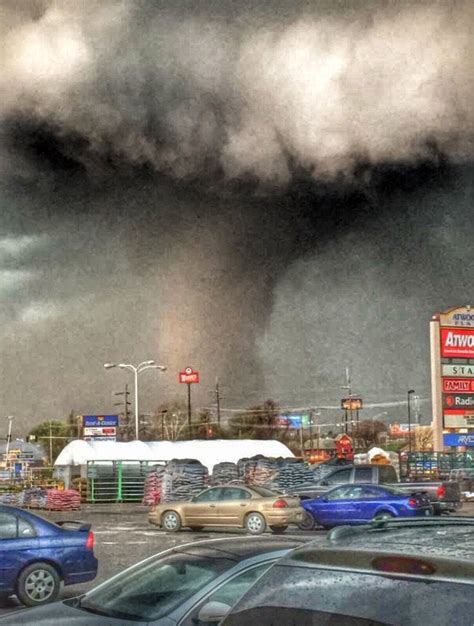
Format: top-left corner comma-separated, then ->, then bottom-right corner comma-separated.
197,601 -> 232,623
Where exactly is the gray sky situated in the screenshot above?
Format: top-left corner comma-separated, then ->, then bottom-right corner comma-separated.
0,0 -> 473,434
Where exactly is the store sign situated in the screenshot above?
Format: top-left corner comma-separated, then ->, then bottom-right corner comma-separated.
442,364 -> 474,378
82,415 -> 119,427
443,433 -> 474,447
83,427 -> 116,437
441,328 -> 474,358
443,394 -> 474,409
286,414 -> 310,428
84,436 -> 117,442
440,306 -> 474,328
442,378 -> 474,393
341,397 -> 363,410
444,414 -> 474,428
179,367 -> 200,384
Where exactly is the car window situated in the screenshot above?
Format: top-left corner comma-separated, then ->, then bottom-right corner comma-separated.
378,466 -> 396,483
180,562 -> 271,626
194,489 -> 223,503
224,606 -> 386,625
80,552 -> 235,621
0,513 -> 18,540
326,469 -> 352,484
354,468 -> 373,483
18,517 -> 36,537
220,488 -> 251,501
326,486 -> 353,500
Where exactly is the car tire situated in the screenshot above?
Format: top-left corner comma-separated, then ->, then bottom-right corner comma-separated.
270,525 -> 288,534
16,562 -> 61,607
245,512 -> 266,535
297,511 -> 316,531
373,511 -> 395,521
190,526 -> 204,532
161,511 -> 182,532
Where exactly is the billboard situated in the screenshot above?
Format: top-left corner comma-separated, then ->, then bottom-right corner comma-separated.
82,415 -> 119,427
83,427 -> 116,437
442,378 -> 474,393
441,327 -> 474,358
442,364 -> 474,378
443,394 -> 474,409
443,433 -> 474,447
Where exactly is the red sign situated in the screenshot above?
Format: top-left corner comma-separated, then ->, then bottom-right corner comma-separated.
179,367 -> 200,384
443,378 -> 474,393
441,327 -> 474,358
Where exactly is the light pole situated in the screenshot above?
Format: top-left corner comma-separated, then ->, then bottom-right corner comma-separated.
104,360 -> 167,440
407,389 -> 415,453
5,415 -> 14,458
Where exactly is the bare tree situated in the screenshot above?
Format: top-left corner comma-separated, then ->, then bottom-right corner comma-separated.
413,426 -> 433,451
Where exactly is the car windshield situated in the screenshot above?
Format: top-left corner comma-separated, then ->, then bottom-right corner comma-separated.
79,551 -> 235,621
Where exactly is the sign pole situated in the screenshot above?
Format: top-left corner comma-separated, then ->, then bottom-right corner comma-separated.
187,383 -> 192,437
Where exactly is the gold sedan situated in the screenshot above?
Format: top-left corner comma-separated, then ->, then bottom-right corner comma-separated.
148,484 -> 304,535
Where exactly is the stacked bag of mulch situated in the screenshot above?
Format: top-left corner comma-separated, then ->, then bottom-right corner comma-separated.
244,456 -> 279,487
211,462 -> 239,485
23,487 -> 48,509
273,458 -> 314,493
142,465 -> 166,506
161,459 -> 209,503
0,491 -> 22,506
45,489 -> 81,511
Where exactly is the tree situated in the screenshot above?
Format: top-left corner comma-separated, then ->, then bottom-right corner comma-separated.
28,421 -> 73,465
228,399 -> 282,440
352,420 -> 387,450
414,426 -> 433,451
153,401 -> 189,441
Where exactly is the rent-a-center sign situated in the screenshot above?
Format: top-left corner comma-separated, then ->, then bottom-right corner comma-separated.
441,328 -> 474,358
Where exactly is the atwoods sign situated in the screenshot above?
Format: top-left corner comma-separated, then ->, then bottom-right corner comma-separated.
430,305 -> 474,451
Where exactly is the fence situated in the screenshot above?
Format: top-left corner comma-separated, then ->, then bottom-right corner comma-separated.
399,451 -> 474,481
86,460 -> 167,503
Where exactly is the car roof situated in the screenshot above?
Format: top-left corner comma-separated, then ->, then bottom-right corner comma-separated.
325,518 -> 474,561
172,536 -> 305,561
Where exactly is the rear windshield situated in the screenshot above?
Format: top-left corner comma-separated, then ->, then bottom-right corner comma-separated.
223,564 -> 474,626
250,486 -> 278,497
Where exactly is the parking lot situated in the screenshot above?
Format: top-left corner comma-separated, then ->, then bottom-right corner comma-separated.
1,501 -> 473,620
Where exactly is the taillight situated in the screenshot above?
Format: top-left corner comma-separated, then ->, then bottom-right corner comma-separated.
86,531 -> 95,550
407,498 -> 418,507
372,556 -> 436,576
437,485 -> 446,498
273,499 -> 289,508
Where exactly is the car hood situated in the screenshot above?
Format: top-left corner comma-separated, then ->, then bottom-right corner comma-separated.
0,601 -> 148,625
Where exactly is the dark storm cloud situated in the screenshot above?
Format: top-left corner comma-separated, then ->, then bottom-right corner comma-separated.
1,0 -> 473,185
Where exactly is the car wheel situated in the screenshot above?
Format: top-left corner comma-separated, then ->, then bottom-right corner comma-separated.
269,525 -> 288,534
297,511 -> 316,531
16,562 -> 61,607
245,512 -> 266,535
162,511 -> 182,532
190,526 -> 204,532
374,511 -> 395,521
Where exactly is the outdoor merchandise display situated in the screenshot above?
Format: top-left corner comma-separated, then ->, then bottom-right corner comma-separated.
161,459 -> 209,503
210,462 -> 239,485
0,487 -> 80,510
142,465 -> 166,505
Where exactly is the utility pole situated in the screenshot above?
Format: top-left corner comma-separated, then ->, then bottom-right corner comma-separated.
114,384 -> 131,440
209,377 -> 223,427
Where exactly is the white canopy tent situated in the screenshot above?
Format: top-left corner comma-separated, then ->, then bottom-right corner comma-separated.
55,439 -> 294,475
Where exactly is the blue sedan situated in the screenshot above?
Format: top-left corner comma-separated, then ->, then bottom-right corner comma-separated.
0,504 -> 97,606
301,484 -> 433,529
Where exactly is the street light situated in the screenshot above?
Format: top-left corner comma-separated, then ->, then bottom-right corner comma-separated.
5,416 -> 14,457
104,360 -> 167,440
407,389 -> 415,453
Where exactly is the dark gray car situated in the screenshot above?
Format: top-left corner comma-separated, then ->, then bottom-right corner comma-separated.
222,517 -> 474,625
0,536 -> 304,625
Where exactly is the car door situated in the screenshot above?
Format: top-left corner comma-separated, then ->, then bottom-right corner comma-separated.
0,512 -> 38,592
345,486 -> 381,522
216,488 -> 252,526
311,486 -> 354,525
183,488 -> 223,525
